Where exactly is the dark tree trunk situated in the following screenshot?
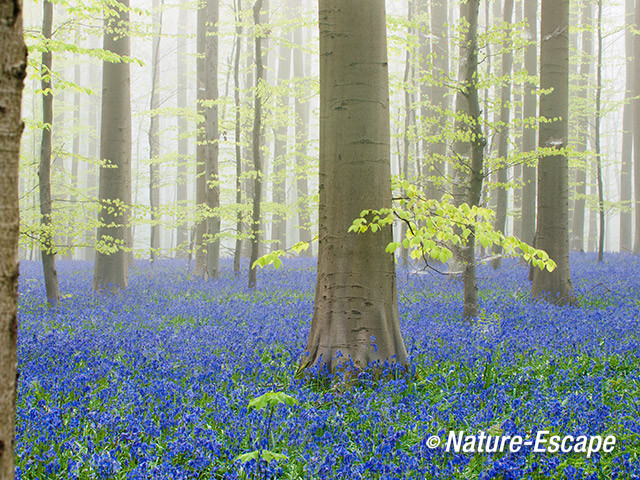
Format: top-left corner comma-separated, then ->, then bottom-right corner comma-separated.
39,0 -> 61,305
532,0 -> 573,303
0,1 -> 26,476
94,0 -> 132,291
302,0 -> 408,372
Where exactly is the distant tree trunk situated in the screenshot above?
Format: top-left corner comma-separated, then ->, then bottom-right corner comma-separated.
39,0 -> 61,305
532,0 -> 573,303
512,0 -> 523,238
302,0 -> 407,372
148,0 -> 163,263
84,58 -> 100,262
69,29 -> 81,260
491,0 -> 514,270
0,0 -> 26,476
427,0 -> 449,200
94,0 -> 132,291
271,30 -> 291,251
620,0 -> 633,252
293,10 -> 311,254
570,0 -> 593,252
175,6 -> 189,257
417,0 -> 430,183
633,0 -> 640,253
248,0 -> 265,288
594,0 -> 604,261
233,0 -> 243,273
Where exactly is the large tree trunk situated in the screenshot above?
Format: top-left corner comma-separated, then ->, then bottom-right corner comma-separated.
491,0 -> 514,269
620,0 -> 633,252
633,0 -> 640,253
148,0 -> 163,263
0,1 -> 26,476
532,0 -> 573,303
570,1 -> 593,252
175,6 -> 189,257
93,0 -> 132,291
233,0 -> 243,273
293,11 -> 311,254
302,0 -> 408,372
248,0 -> 265,288
39,0 -> 60,305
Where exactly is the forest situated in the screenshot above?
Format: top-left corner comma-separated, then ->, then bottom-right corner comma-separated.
1,0 -> 639,478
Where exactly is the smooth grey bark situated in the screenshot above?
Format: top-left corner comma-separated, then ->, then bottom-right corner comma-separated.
426,0 -> 449,200
491,0 -> 514,269
39,0 -> 60,305
248,0 -> 265,288
570,1 -> 593,252
620,0 -> 633,252
532,0 -> 573,303
69,29 -> 81,259
417,0 -> 429,182
84,59 -> 100,262
302,0 -> 408,373
148,0 -> 163,262
634,0 -> 640,253
271,29 -> 291,251
594,0 -> 604,261
94,0 -> 132,291
293,13 -> 311,254
0,1 -> 26,476
233,0 -> 243,273
175,6 -> 189,256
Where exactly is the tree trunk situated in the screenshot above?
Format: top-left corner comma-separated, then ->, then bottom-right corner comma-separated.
302,0 -> 408,373
570,0 -> 593,252
594,0 -> 604,261
271,28 -> 291,252
233,0 -> 243,273
532,0 -> 573,303
148,0 -> 163,263
39,0 -> 61,305
175,6 -> 189,257
633,0 -> 640,253
94,0 -> 132,291
248,0 -> 265,288
491,0 -> 514,270
620,0 -> 633,252
0,1 -> 26,476
293,12 -> 311,254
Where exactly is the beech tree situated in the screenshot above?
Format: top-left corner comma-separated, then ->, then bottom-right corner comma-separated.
93,0 -> 132,291
0,0 -> 26,476
300,0 -> 408,372
532,0 -> 573,303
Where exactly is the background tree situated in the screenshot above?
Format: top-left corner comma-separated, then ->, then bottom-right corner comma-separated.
634,0 -> 640,253
532,0 -> 573,303
620,0 -> 633,252
0,0 -> 27,476
93,0 -> 132,291
301,0 -> 408,372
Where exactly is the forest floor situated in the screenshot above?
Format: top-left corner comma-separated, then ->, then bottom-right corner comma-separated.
15,254 -> 640,479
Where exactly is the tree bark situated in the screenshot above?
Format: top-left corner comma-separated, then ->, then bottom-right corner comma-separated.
0,1 -> 26,476
148,0 -> 163,263
39,0 -> 61,304
248,0 -> 265,288
233,0 -> 243,273
532,0 -> 573,303
620,0 -> 633,252
93,0 -> 132,291
175,6 -> 189,257
633,0 -> 640,253
491,0 -> 514,269
570,0 -> 593,252
302,0 -> 408,373
594,0 -> 604,261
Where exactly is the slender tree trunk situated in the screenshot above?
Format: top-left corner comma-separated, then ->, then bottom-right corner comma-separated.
302,0 -> 407,372
595,0 -> 604,261
94,0 -> 132,291
148,0 -> 163,263
39,0 -> 60,304
248,0 -> 264,288
570,1 -> 593,252
0,1 -> 26,476
620,0 -> 633,252
271,28 -> 291,252
491,0 -> 514,269
400,0 -> 414,266
417,0 -> 429,183
532,0 -> 573,303
194,1 -> 207,276
293,12 -> 311,254
233,0 -> 244,272
175,6 -> 189,257
633,0 -> 640,253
